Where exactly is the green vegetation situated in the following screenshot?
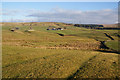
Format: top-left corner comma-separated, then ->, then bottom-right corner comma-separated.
2,22 -> 119,78
105,40 -> 119,51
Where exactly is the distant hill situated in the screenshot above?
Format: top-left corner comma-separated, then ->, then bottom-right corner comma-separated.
102,24 -> 118,28
1,22 -> 120,28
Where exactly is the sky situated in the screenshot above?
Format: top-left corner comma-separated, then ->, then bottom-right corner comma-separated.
1,2 -> 118,24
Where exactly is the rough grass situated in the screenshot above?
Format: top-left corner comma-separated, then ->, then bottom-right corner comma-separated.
2,22 -> 119,78
3,45 -> 99,78
72,53 -> 119,78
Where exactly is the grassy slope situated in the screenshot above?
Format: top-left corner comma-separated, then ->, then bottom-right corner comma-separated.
3,45 -> 99,78
105,40 -> 119,51
2,22 -> 119,78
72,53 -> 118,78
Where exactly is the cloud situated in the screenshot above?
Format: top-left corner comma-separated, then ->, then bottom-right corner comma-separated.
2,17 -> 38,22
2,8 -> 118,24
2,9 -> 22,16
26,7 -> 118,24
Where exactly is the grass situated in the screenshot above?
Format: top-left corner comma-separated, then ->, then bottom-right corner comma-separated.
2,22 -> 119,78
72,53 -> 118,78
105,40 -> 119,51
3,45 -> 99,78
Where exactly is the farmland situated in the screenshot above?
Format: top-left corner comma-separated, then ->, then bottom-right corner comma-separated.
2,22 -> 120,78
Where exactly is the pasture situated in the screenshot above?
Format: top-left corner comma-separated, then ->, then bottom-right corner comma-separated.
2,22 -> 120,78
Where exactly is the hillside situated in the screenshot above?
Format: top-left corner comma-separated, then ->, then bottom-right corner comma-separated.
2,22 -> 120,78
102,24 -> 118,28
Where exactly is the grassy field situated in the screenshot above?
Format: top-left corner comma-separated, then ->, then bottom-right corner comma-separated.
2,22 -> 120,78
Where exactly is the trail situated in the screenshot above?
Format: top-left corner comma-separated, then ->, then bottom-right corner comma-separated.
67,54 -> 99,79
67,53 -> 118,78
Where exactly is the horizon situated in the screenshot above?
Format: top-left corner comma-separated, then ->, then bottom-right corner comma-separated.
1,2 -> 118,24
1,21 -> 119,25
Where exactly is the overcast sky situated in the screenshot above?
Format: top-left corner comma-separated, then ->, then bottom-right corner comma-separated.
1,2 -> 118,24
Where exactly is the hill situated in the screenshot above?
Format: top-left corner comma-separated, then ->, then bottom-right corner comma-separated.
102,24 -> 118,28
2,22 -> 120,78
